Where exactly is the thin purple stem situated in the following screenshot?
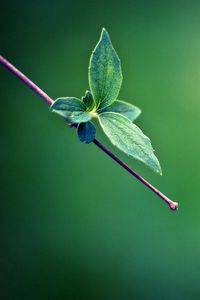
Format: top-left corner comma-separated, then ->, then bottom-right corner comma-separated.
0,55 -> 178,211
93,139 -> 178,210
0,55 -> 53,106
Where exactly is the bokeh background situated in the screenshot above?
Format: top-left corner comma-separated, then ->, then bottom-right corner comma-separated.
1,0 -> 200,299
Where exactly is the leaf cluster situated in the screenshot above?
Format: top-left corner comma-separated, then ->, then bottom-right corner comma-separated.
50,28 -> 161,174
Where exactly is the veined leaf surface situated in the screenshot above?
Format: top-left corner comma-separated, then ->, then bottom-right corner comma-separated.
77,121 -> 96,144
99,100 -> 141,122
98,112 -> 162,174
89,28 -> 122,109
50,97 -> 91,123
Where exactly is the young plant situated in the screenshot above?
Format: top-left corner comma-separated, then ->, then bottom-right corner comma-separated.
0,28 -> 178,210
50,29 -> 161,174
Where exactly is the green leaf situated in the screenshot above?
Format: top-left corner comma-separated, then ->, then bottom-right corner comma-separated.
98,100 -> 141,122
62,111 -> 91,123
51,97 -> 85,111
77,122 -> 96,144
50,97 -> 91,123
82,90 -> 95,111
89,28 -> 122,110
98,112 -> 162,174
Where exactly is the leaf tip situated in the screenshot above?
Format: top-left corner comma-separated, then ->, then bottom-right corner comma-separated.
137,107 -> 142,116
156,163 -> 162,176
150,153 -> 162,175
101,27 -> 110,39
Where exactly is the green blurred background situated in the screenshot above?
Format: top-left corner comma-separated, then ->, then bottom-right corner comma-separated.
1,0 -> 200,299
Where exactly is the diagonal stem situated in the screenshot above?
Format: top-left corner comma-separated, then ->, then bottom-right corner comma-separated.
0,55 -> 53,106
0,54 -> 178,211
93,139 -> 178,210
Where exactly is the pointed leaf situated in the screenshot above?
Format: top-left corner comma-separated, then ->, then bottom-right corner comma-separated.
89,28 -> 122,109
98,112 -> 162,174
82,90 -> 95,111
77,122 -> 96,144
99,100 -> 141,122
50,97 -> 91,123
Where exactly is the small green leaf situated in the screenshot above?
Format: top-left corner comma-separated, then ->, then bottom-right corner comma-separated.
50,97 -> 91,123
98,100 -> 141,122
98,112 -> 162,174
51,97 -> 85,111
82,91 -> 95,111
89,28 -> 122,110
77,121 -> 96,144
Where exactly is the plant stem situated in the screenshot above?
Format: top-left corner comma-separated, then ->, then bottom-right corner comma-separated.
0,54 -> 178,211
0,55 -> 53,106
93,139 -> 178,210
